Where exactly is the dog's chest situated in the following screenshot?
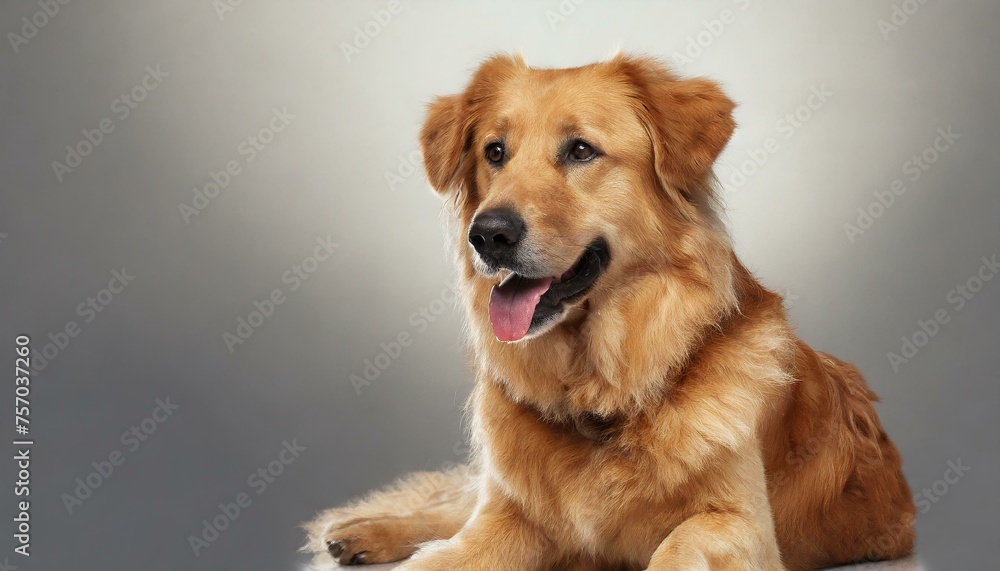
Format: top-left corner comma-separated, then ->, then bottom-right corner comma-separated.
478,397 -> 672,549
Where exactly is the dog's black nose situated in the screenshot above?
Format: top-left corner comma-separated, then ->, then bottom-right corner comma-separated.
469,209 -> 525,263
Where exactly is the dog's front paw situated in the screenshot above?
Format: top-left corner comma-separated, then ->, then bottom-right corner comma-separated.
323,516 -> 420,566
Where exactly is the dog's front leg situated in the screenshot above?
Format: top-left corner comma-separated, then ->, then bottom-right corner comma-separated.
645,509 -> 786,571
394,482 -> 552,571
646,448 -> 786,571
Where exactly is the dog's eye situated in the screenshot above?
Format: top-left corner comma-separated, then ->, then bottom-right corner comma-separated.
485,142 -> 505,165
568,140 -> 597,162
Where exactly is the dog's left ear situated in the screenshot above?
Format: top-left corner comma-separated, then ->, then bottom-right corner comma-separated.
617,57 -> 736,208
420,94 -> 468,195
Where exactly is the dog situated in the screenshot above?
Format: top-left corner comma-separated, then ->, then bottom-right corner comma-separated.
304,54 -> 916,571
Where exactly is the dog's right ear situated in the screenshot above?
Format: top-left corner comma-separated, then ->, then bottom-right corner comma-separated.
420,54 -> 523,195
420,94 -> 468,195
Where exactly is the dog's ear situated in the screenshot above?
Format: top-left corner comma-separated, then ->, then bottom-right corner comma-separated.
616,57 -> 735,208
420,54 -> 525,195
420,94 -> 468,194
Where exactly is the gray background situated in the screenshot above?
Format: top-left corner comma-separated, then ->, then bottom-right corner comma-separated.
1,1 -> 998,570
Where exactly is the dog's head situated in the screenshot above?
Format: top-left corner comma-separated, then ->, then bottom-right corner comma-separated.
420,54 -> 735,343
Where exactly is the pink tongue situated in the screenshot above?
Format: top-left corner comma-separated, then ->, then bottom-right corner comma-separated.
489,275 -> 553,342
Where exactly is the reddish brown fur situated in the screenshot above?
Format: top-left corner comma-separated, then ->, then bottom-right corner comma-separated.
304,54 -> 915,570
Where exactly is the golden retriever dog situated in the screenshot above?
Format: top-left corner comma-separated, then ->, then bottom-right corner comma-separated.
304,54 -> 916,570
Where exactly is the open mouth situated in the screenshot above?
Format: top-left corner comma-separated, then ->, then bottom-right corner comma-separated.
488,238 -> 610,342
